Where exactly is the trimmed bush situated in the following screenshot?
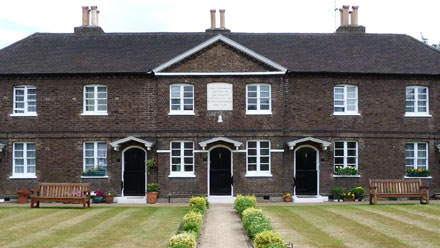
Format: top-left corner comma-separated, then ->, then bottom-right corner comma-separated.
169,233 -> 196,248
242,207 -> 263,220
242,212 -> 267,231
234,194 -> 257,206
189,196 -> 207,207
247,219 -> 272,240
263,244 -> 286,248
254,230 -> 285,248
201,196 -> 210,208
170,244 -> 191,248
182,221 -> 201,237
183,211 -> 203,225
189,204 -> 207,214
234,195 -> 257,217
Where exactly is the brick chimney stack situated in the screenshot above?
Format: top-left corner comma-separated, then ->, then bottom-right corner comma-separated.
336,5 -> 365,33
74,6 -> 104,34
206,9 -> 231,33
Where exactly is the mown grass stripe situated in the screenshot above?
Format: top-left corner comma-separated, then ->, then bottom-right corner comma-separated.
388,205 -> 440,222
303,206 -> 410,248
0,208 -> 58,229
263,206 -> 348,248
264,210 -> 310,248
3,208 -> 108,248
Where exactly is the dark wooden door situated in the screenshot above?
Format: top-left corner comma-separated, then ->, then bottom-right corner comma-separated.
123,148 -> 145,196
295,147 -> 317,195
210,148 -> 232,195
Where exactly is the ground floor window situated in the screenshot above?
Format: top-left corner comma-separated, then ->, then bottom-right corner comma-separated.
170,141 -> 194,176
13,142 -> 36,178
334,141 -> 358,175
246,140 -> 271,176
83,142 -> 107,174
405,142 -> 429,176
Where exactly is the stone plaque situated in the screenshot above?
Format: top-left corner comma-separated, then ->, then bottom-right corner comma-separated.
207,83 -> 233,110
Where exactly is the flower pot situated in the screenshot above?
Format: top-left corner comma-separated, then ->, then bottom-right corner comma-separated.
284,197 -> 291,202
105,195 -> 115,204
344,197 -> 355,202
147,192 -> 158,204
17,195 -> 27,204
406,173 -> 429,177
434,193 -> 440,200
86,171 -> 105,176
93,196 -> 105,203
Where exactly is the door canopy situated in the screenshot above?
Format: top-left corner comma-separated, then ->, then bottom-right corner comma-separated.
199,137 -> 242,150
287,137 -> 331,151
110,136 -> 154,151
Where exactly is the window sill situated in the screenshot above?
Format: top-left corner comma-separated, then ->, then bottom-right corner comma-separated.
168,112 -> 195,116
168,174 -> 196,178
81,112 -> 108,116
333,174 -> 360,178
9,175 -> 38,179
245,173 -> 272,178
403,176 -> 432,179
80,176 -> 109,179
404,113 -> 432,118
246,111 -> 272,115
10,113 -> 38,117
333,112 -> 360,116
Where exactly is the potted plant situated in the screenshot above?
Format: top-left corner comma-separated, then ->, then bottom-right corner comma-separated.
282,193 -> 292,202
145,158 -> 159,175
343,191 -> 355,202
146,183 -> 160,204
335,166 -> 359,175
86,167 -> 106,176
92,190 -> 105,203
105,192 -> 116,203
351,186 -> 365,201
332,186 -> 345,202
406,168 -> 430,177
17,190 -> 29,204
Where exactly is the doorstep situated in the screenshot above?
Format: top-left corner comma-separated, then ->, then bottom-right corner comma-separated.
116,196 -> 146,204
293,195 -> 329,203
208,196 -> 235,204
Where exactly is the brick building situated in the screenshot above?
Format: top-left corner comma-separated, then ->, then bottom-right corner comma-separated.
1,7 -> 440,203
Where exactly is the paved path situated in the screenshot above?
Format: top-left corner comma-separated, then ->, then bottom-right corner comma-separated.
198,204 -> 253,248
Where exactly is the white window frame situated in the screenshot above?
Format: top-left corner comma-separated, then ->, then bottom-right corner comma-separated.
169,84 -> 195,115
81,85 -> 108,116
333,85 -> 359,115
246,140 -> 272,177
169,141 -> 195,177
83,142 -> 107,174
246,84 -> 272,115
334,141 -> 358,171
405,86 -> 431,117
405,142 -> 428,170
11,142 -> 37,179
11,86 -> 37,117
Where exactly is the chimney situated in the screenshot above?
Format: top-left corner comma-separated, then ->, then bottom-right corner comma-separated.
74,6 -> 104,34
219,9 -> 226,29
81,6 -> 90,26
336,5 -> 365,33
210,9 -> 216,28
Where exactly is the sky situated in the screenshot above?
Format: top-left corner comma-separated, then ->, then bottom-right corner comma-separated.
1,0 -> 440,49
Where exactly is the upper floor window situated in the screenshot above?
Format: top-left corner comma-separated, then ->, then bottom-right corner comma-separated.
12,142 -> 36,178
334,141 -> 358,173
170,84 -> 194,115
170,141 -> 194,177
246,140 -> 271,176
334,85 -> 358,115
83,142 -> 107,175
405,86 -> 430,117
12,86 -> 37,116
246,84 -> 271,115
83,85 -> 107,115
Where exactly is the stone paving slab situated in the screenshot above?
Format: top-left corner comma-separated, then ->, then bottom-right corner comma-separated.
198,204 -> 253,248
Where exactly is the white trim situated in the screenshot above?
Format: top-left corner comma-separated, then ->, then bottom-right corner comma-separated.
81,176 -> 109,179
80,112 -> 108,116
110,136 -> 154,151
403,176 -> 432,179
194,150 -> 209,153
333,175 -> 360,178
404,113 -> 432,117
82,85 -> 108,115
245,173 -> 273,177
270,149 -> 285,153
232,150 -> 247,153
436,143 -> 440,152
152,34 -> 287,73
157,150 -> 171,153
333,113 -> 361,116
287,137 -> 331,151
9,176 -> 38,179
294,145 -> 320,196
245,111 -> 272,115
208,145 -> 233,197
168,174 -> 196,178
199,137 -> 242,150
168,112 -> 195,116
155,72 -> 286,76
10,113 -> 38,117
121,146 -> 147,197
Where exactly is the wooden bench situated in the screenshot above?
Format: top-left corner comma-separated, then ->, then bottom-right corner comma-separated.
369,179 -> 429,205
30,183 -> 91,208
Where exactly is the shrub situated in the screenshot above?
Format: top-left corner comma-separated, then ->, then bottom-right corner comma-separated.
332,186 -> 344,200
189,204 -> 207,214
242,207 -> 263,220
235,194 -> 257,206
169,233 -> 196,248
201,196 -> 209,208
189,197 -> 207,207
350,186 -> 365,199
234,195 -> 257,217
183,211 -> 203,224
182,222 -> 201,237
263,244 -> 287,248
254,230 -> 285,248
147,183 -> 160,192
242,212 -> 266,230
170,244 -> 191,248
247,219 -> 272,240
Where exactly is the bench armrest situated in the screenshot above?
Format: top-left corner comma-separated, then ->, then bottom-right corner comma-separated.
369,186 -> 377,193
83,190 -> 91,197
420,185 -> 429,194
31,189 -> 40,196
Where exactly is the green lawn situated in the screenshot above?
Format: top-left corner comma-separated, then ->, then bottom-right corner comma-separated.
262,204 -> 440,248
0,206 -> 187,248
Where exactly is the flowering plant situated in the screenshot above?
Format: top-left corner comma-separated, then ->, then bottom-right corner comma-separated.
350,186 -> 365,199
406,168 -> 430,177
335,166 -> 358,175
282,193 -> 292,199
17,190 -> 29,196
145,158 -> 159,174
344,191 -> 355,199
94,190 -> 105,197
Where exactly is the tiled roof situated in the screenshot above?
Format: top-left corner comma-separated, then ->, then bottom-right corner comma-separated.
1,32 -> 440,75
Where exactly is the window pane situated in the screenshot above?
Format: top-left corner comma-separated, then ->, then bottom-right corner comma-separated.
184,142 -> 193,149
172,158 -> 181,164
347,142 -> 356,148
247,85 -> 257,91
248,142 -> 257,148
184,150 -> 192,156
335,157 -> 344,164
184,164 -> 193,172
248,149 -> 257,155
405,150 -> 414,158
260,149 -> 269,156
172,150 -> 181,156
248,164 -> 257,171
260,105 -> 269,110
248,157 -> 257,164
335,142 -> 344,148
15,159 -> 24,165
260,86 -> 269,92
260,164 -> 269,171
172,142 -> 181,149
27,166 -> 36,173
184,158 -> 193,164
406,159 -> 414,166
347,157 -> 356,164
335,149 -> 344,156
260,157 -> 269,163
15,166 -> 24,173
172,164 -> 180,172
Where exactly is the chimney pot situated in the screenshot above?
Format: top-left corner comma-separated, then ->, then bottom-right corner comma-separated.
91,6 -> 98,26
81,6 -> 90,26
210,9 -> 216,29
342,5 -> 349,25
219,9 -> 226,29
351,6 -> 359,25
